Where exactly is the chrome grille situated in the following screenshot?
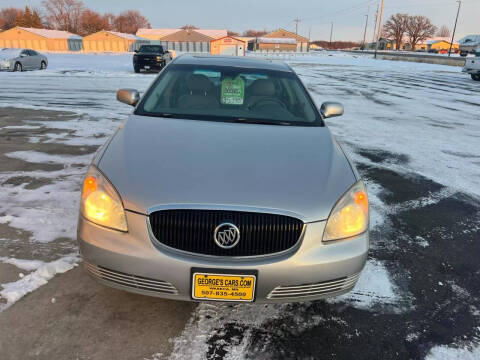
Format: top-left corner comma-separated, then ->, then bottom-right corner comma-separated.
149,209 -> 304,257
84,261 -> 178,295
267,273 -> 360,300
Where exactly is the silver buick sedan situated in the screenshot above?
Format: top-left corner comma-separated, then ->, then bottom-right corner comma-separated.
0,48 -> 48,71
78,55 -> 369,303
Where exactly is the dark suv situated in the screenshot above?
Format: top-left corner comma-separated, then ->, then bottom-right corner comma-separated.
133,45 -> 172,73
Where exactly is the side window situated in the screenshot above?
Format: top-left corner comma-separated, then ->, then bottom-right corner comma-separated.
29,50 -> 38,56
20,50 -> 29,56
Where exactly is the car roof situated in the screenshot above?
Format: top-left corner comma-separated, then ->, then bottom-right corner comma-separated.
172,54 -> 293,72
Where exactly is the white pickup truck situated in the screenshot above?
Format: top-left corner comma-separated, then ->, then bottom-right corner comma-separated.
462,46 -> 480,81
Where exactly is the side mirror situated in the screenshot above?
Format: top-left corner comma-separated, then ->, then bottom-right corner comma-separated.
320,102 -> 344,118
117,89 -> 140,107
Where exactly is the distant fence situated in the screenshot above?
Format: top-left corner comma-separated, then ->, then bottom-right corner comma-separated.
345,50 -> 467,67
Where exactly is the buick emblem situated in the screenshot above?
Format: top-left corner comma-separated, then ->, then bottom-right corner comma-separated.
214,223 -> 240,249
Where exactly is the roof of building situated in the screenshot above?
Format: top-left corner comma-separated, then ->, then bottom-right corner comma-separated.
418,37 -> 451,45
105,31 -> 145,40
195,29 -> 227,39
264,28 -> 309,42
210,35 -> 246,43
257,37 -> 297,44
19,27 -> 82,39
136,28 -> 227,39
160,29 -> 214,42
173,54 -> 292,72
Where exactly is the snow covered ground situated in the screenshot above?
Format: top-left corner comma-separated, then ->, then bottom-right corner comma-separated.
0,52 -> 479,359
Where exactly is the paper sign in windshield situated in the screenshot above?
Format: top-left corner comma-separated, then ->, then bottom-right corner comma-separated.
221,76 -> 245,105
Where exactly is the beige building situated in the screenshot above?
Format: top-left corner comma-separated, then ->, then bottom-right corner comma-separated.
82,30 -> 148,52
255,37 -> 297,52
135,28 -> 228,53
263,29 -> 309,52
210,36 -> 246,56
0,26 -> 82,51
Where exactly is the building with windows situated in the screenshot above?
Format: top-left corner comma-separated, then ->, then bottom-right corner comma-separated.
136,28 -> 227,53
262,29 -> 309,52
82,30 -> 148,52
0,27 -> 82,51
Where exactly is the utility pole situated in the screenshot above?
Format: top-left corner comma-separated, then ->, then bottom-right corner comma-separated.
448,0 -> 461,57
372,3 -> 379,44
329,22 -> 334,49
362,14 -> 369,49
294,18 -> 301,35
374,0 -> 385,59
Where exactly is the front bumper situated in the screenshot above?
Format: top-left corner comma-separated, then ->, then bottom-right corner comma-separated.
78,210 -> 369,303
133,58 -> 165,71
0,62 -> 12,70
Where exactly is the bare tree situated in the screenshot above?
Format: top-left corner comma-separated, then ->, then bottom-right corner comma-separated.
227,30 -> 239,37
79,9 -> 110,36
103,13 -> 116,29
113,10 -> 150,34
42,0 -> 84,33
0,7 -> 23,30
243,29 -> 267,37
437,25 -> 451,38
383,13 -> 408,50
406,15 -> 437,51
180,25 -> 198,30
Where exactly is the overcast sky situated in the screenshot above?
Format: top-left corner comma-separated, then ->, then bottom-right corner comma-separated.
1,0 -> 478,41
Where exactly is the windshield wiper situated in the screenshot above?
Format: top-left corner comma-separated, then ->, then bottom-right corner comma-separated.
233,118 -> 293,126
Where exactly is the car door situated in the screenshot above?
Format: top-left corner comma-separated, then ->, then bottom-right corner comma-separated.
19,50 -> 33,69
28,50 -> 41,69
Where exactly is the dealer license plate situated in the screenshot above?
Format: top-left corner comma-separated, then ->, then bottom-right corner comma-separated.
192,272 -> 256,302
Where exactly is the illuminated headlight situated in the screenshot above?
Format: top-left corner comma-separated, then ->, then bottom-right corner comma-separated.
323,180 -> 369,241
156,56 -> 162,61
80,165 -> 128,232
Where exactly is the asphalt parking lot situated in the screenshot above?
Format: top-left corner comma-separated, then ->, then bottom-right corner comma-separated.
0,52 -> 479,359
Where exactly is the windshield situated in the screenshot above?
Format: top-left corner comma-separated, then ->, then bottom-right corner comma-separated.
138,45 -> 164,53
136,64 -> 322,126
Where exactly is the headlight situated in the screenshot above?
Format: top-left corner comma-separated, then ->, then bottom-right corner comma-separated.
323,180 -> 369,242
80,166 -> 128,232
156,56 -> 162,61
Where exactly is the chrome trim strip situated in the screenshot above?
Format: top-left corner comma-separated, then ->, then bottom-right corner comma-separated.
146,203 -> 309,223
84,261 -> 178,294
266,273 -> 360,299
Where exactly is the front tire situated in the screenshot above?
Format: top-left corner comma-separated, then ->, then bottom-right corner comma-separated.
472,74 -> 480,81
40,61 -> 47,70
13,62 -> 22,72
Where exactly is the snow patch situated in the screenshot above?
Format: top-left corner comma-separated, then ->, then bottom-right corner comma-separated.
0,257 -> 45,271
0,254 -> 79,310
426,344 -> 480,360
329,259 -> 400,311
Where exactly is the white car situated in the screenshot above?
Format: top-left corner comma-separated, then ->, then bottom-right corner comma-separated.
0,48 -> 48,72
462,46 -> 480,81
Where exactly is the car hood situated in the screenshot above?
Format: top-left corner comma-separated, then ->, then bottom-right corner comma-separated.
98,115 -> 357,223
